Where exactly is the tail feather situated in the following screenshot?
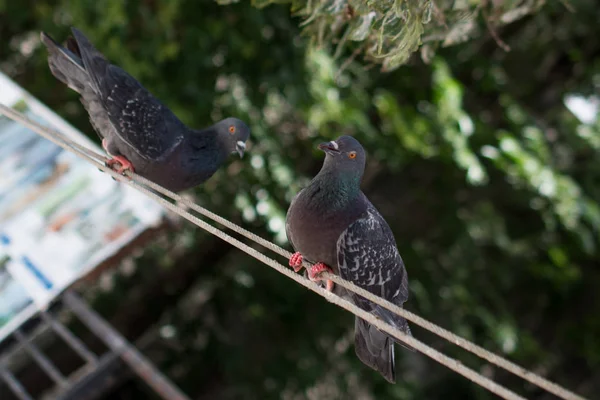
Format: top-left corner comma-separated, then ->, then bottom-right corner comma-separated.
354,317 -> 396,383
66,36 -> 81,57
391,318 -> 415,352
68,28 -> 111,93
40,31 -> 88,93
372,304 -> 415,352
40,29 -> 114,143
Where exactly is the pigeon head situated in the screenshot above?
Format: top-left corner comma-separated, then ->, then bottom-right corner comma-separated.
318,135 -> 366,181
310,135 -> 367,205
215,117 -> 251,157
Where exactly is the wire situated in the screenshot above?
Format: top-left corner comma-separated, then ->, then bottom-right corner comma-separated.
0,103 -> 588,400
121,172 -> 588,400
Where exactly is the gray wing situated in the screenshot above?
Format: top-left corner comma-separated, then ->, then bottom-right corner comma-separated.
72,29 -> 184,161
336,205 -> 410,330
98,66 -> 184,160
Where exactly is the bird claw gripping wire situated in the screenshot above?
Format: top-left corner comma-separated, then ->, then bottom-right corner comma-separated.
288,252 -> 304,272
289,253 -> 334,291
307,262 -> 335,292
105,156 -> 135,176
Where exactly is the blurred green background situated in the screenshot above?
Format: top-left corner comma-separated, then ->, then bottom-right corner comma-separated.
1,0 -> 599,399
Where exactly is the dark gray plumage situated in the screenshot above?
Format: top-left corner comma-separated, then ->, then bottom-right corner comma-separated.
40,28 -> 250,192
285,135 -> 412,383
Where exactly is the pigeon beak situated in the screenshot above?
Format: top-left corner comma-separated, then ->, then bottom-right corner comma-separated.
318,141 -> 340,155
236,141 -> 246,158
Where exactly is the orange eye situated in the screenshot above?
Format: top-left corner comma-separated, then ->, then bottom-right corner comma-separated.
348,151 -> 357,159
229,125 -> 236,134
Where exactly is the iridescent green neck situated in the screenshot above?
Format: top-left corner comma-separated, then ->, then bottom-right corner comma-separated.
308,167 -> 362,210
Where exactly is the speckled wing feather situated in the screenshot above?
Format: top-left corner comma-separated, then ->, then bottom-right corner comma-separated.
336,204 -> 412,383
336,204 -> 410,332
72,29 -> 184,161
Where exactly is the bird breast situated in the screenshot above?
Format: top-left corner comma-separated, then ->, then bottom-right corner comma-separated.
288,193 -> 364,271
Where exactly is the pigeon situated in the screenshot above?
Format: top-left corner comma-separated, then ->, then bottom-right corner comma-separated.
40,28 -> 250,192
285,135 -> 412,383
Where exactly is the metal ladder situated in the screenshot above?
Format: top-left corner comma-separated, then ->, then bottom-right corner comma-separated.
0,291 -> 190,400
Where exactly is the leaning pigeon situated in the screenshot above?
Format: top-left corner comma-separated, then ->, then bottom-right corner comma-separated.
40,28 -> 250,192
285,135 -> 412,383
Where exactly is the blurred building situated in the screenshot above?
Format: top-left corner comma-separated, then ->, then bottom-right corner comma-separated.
0,72 -> 188,399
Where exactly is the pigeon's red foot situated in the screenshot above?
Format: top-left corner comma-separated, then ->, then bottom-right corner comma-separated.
106,156 -> 135,175
308,262 -> 334,292
288,252 -> 304,273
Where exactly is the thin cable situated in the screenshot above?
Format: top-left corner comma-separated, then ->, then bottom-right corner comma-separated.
0,104 -> 524,400
0,104 -> 588,400
108,134 -> 585,400
119,169 -> 527,400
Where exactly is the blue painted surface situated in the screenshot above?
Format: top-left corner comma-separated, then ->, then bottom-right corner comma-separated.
21,256 -> 53,290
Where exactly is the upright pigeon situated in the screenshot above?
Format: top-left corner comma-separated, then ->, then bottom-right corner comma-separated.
285,135 -> 412,383
40,28 -> 250,192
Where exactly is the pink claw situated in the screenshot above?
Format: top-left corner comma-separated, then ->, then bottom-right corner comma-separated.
308,262 -> 334,292
289,252 -> 304,273
106,156 -> 135,175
